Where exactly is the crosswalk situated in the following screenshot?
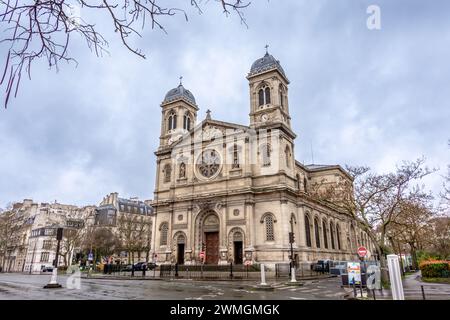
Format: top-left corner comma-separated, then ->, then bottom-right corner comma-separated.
271,281 -> 348,298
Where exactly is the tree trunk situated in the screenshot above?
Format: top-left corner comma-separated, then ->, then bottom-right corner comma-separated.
410,244 -> 418,270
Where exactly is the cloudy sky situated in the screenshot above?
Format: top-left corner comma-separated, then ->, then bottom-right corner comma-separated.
0,0 -> 449,208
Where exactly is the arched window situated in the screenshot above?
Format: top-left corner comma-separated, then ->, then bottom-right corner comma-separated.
258,85 -> 271,106
163,164 -> 172,183
305,214 -> 312,247
179,162 -> 186,179
258,89 -> 265,106
168,112 -> 177,131
183,113 -> 191,131
336,224 -> 341,250
264,214 -> 275,241
296,174 -> 301,190
265,87 -> 271,104
314,218 -> 321,248
350,225 -> 356,250
232,142 -> 239,169
261,144 -> 271,167
285,146 -> 291,168
159,223 -> 169,246
304,177 -> 308,193
330,222 -> 336,250
322,220 -> 328,249
279,84 -> 284,108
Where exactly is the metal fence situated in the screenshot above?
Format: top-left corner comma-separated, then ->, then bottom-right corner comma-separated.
159,263 -> 261,280
274,262 -> 328,279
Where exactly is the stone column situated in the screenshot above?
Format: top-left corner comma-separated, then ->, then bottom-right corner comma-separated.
244,200 -> 255,263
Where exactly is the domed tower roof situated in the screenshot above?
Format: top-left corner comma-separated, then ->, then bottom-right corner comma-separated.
249,50 -> 286,78
163,83 -> 196,105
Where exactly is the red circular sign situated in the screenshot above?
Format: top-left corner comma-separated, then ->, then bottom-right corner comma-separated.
199,251 -> 205,258
357,246 -> 367,258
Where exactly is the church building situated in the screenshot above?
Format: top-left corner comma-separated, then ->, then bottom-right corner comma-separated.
151,49 -> 373,266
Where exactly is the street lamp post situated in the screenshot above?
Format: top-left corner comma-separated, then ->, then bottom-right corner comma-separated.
44,227 -> 63,289
289,216 -> 297,283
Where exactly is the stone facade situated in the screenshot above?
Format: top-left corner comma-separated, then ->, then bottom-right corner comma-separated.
151,51 -> 375,267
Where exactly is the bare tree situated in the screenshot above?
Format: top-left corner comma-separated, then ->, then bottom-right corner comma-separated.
58,226 -> 86,267
116,212 -> 152,264
82,226 -> 121,263
311,158 -> 435,281
388,199 -> 435,270
0,207 -> 16,272
0,1 -> 251,108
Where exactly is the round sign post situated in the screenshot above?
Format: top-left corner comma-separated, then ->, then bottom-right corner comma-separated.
357,246 -> 368,292
357,246 -> 367,258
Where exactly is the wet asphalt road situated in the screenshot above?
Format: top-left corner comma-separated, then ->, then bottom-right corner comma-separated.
0,273 -> 349,300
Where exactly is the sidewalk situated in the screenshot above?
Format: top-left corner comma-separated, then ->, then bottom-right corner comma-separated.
351,271 -> 450,300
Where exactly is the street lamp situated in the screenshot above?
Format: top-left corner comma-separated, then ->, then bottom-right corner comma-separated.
289,216 -> 297,283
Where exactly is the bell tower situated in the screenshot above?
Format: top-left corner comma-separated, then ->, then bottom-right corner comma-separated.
159,78 -> 198,148
247,47 -> 292,131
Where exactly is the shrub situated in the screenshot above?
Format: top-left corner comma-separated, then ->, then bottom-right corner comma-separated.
419,260 -> 450,278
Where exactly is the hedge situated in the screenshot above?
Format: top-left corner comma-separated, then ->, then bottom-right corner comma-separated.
419,260 -> 450,278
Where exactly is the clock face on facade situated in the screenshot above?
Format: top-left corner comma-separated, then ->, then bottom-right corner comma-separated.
197,149 -> 221,178
261,113 -> 269,122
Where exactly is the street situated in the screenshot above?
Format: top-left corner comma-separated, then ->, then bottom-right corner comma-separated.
0,273 -> 350,300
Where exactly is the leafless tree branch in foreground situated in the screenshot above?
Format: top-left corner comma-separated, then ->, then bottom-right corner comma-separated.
0,1 -> 251,108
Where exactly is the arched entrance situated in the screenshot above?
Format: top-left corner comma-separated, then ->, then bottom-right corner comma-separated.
176,234 -> 185,265
172,231 -> 186,265
233,232 -> 243,265
195,211 -> 221,265
203,214 -> 220,264
228,227 -> 245,265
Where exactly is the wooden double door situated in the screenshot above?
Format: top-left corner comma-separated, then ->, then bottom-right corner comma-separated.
205,232 -> 219,264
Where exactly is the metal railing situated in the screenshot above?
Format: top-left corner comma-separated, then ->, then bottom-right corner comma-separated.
159,263 -> 261,280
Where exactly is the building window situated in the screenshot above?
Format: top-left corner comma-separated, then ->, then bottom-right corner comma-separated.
42,240 -> 52,250
183,113 -> 191,131
232,142 -> 240,169
265,87 -> 271,104
261,144 -> 271,167
168,112 -> 177,131
285,146 -> 291,168
163,164 -> 172,183
264,214 -> 275,241
336,224 -> 341,250
179,162 -> 186,179
296,174 -> 301,190
314,218 -> 321,248
322,220 -> 328,249
304,177 -> 308,193
279,84 -> 284,108
305,215 -> 312,247
330,222 -> 336,250
159,223 -> 169,246
258,85 -> 271,106
40,252 -> 49,263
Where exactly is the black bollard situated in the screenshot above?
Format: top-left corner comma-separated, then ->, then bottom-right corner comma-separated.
175,263 -> 179,277
421,285 -> 426,300
131,264 -> 135,277
230,262 -> 233,279
143,264 -> 147,277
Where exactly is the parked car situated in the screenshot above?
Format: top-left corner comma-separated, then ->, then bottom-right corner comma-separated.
122,264 -> 133,272
313,259 -> 331,272
133,262 -> 157,271
329,261 -> 347,275
41,266 -> 54,273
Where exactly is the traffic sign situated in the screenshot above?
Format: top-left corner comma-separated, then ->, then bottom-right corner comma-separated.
357,246 -> 367,258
